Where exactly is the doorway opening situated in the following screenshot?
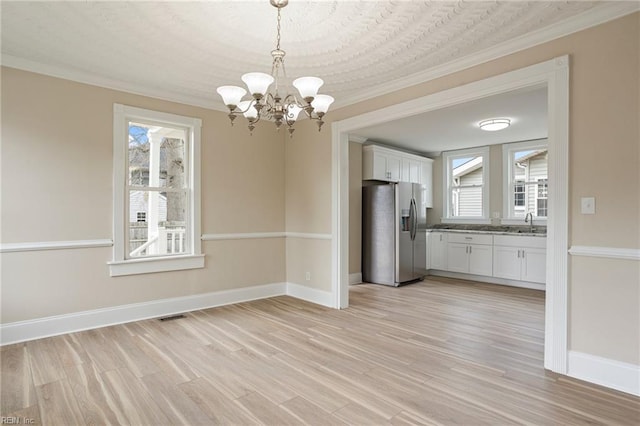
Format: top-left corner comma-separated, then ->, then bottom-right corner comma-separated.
331,56 -> 569,374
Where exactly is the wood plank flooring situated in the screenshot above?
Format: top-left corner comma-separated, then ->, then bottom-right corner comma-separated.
1,277 -> 639,425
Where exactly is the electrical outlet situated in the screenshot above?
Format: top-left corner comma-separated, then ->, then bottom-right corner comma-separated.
305,272 -> 311,281
492,212 -> 501,219
581,197 -> 595,215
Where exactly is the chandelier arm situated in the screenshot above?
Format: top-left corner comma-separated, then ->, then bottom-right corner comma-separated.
231,99 -> 258,115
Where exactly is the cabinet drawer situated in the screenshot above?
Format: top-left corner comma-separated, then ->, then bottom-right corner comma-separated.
447,233 -> 493,245
493,235 -> 546,249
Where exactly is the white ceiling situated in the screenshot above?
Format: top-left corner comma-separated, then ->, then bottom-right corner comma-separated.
2,1 -> 636,112
352,85 -> 548,155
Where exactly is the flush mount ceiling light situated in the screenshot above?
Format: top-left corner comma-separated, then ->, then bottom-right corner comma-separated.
478,118 -> 511,131
216,0 -> 334,137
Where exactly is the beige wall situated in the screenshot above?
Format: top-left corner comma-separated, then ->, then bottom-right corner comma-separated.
1,68 -> 286,323
296,13 -> 640,364
2,13 -> 638,366
283,117 -> 333,291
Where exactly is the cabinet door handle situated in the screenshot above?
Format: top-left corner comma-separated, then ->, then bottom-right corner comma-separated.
469,246 -> 472,254
522,250 -> 525,259
517,250 -> 520,258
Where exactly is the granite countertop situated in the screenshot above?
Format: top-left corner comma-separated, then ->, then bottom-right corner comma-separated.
423,224 -> 547,237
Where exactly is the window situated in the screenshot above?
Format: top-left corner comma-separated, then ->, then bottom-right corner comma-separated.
536,179 -> 548,217
514,179 -> 525,209
110,104 -> 203,276
502,139 -> 548,223
442,146 -> 490,223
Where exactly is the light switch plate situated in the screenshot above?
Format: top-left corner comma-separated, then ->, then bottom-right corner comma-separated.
581,197 -> 595,214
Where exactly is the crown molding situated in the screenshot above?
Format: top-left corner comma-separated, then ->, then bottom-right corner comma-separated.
2,3 -> 638,112
1,55 -> 229,113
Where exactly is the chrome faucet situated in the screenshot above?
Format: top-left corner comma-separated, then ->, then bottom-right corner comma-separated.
525,212 -> 534,233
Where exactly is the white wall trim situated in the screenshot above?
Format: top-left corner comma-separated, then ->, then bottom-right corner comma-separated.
0,283 -> 287,346
332,56 -> 570,375
286,282 -> 334,308
349,273 -> 363,285
201,232 -> 286,241
569,246 -> 640,261
285,232 -> 332,240
202,232 -> 331,240
428,270 -> 546,291
0,239 -> 113,253
568,351 -> 640,397
0,232 -> 335,252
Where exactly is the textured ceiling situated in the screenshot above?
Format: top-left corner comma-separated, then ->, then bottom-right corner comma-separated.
1,1 -> 636,111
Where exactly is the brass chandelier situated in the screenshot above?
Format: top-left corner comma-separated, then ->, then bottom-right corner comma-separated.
216,0 -> 334,136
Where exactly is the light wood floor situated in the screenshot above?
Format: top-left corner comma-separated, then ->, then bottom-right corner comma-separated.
2,277 -> 639,425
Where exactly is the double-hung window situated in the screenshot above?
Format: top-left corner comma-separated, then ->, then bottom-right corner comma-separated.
442,146 -> 490,223
110,104 -> 203,276
502,139 -> 548,223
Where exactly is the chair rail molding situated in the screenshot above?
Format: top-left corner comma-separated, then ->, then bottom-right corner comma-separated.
569,245 -> 640,261
0,239 -> 113,253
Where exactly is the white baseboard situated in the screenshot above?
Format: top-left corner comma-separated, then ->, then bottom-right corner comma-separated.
428,270 -> 546,291
349,272 -> 363,285
286,282 -> 334,308
568,351 -> 640,396
0,283 -> 287,346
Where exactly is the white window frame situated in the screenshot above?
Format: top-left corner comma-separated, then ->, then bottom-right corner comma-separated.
501,139 -> 548,225
442,146 -> 490,224
109,104 -> 204,276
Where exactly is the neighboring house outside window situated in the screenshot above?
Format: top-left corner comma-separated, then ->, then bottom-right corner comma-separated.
537,178 -> 548,217
442,146 -> 490,223
109,104 -> 203,276
514,179 -> 526,211
502,139 -> 548,224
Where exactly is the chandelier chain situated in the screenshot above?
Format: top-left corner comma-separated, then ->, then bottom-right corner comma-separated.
276,7 -> 282,51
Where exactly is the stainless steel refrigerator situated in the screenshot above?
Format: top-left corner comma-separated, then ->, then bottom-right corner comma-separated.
362,182 -> 427,286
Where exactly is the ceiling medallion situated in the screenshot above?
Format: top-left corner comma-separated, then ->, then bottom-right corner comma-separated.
479,118 -> 511,131
216,0 -> 334,137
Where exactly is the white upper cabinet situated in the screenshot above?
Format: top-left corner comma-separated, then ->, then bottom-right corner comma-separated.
365,146 -> 402,182
363,145 -> 434,206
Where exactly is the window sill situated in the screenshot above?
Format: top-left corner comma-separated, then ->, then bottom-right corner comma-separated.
108,254 -> 205,277
441,218 -> 492,225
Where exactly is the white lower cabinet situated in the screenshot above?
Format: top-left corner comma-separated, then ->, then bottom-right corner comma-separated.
427,232 -> 447,270
428,231 -> 546,287
445,233 -> 493,276
493,235 -> 546,284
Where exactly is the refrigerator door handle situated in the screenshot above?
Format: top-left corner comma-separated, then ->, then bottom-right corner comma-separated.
409,198 -> 417,241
